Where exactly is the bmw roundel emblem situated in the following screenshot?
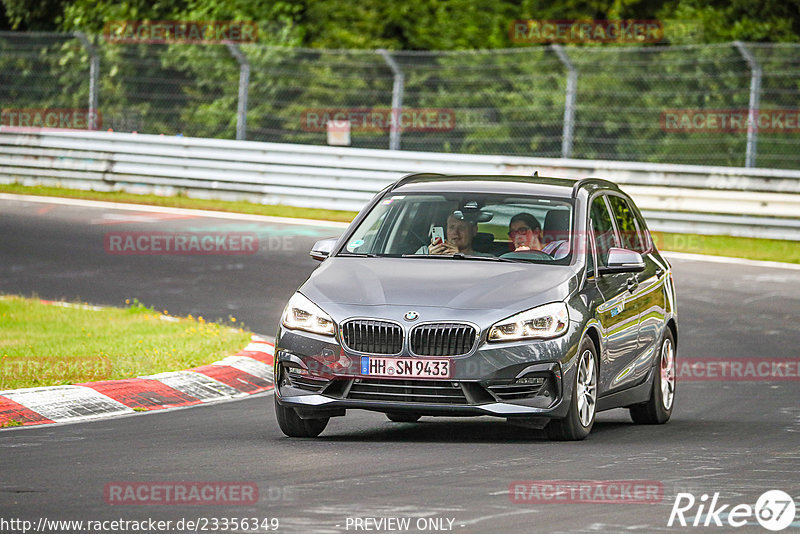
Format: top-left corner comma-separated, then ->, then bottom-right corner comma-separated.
404,311 -> 419,321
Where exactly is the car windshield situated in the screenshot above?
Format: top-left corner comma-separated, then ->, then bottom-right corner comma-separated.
338,193 -> 574,264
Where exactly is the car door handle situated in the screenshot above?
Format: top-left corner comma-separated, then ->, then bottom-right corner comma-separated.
627,276 -> 639,292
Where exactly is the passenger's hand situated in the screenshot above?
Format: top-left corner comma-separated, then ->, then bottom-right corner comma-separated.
429,241 -> 458,255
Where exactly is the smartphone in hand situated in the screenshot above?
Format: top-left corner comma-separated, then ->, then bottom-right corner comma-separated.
431,226 -> 444,245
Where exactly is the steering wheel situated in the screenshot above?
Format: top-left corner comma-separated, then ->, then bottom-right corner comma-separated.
500,249 -> 553,261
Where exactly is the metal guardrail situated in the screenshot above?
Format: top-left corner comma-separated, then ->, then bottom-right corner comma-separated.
1,130 -> 799,240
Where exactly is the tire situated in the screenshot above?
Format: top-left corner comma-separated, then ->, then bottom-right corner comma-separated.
630,329 -> 676,425
386,413 -> 421,423
274,395 -> 329,438
547,337 -> 598,441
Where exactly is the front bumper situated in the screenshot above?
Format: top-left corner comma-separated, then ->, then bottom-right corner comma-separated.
274,324 -> 581,420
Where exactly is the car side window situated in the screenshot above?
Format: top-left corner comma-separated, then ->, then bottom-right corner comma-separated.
632,209 -> 653,252
589,195 -> 618,268
607,195 -> 645,253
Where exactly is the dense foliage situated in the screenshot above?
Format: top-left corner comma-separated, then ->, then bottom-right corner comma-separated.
1,1 -> 798,169
2,0 -> 799,46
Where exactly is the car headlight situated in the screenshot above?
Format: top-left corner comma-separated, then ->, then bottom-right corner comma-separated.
488,302 -> 569,342
281,293 -> 335,336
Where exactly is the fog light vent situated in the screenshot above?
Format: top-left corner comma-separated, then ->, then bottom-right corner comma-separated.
515,376 -> 545,386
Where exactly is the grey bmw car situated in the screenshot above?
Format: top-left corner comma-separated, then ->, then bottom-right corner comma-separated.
274,174 -> 677,440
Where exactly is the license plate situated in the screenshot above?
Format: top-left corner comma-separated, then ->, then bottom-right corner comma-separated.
360,357 -> 451,378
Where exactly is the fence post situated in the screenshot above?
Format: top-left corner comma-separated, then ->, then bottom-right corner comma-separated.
73,32 -> 99,131
377,49 -> 404,150
734,41 -> 761,168
551,44 -> 577,159
226,43 -> 250,141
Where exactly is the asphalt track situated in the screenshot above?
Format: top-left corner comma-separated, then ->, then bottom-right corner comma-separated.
1,195 -> 799,533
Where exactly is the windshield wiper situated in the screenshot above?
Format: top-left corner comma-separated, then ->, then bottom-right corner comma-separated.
337,252 -> 377,257
453,253 -> 517,262
400,253 -> 517,262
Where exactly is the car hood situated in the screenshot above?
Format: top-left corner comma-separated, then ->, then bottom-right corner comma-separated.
300,257 -> 577,314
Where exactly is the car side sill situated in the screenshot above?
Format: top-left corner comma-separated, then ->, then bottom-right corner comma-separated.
596,366 -> 654,412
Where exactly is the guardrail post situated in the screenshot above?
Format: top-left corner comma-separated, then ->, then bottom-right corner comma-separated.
734,41 -> 762,168
73,32 -> 99,131
377,49 -> 404,150
551,44 -> 577,159
226,43 -> 250,141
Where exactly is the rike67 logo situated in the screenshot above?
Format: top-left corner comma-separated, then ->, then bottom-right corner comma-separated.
669,490 -> 796,531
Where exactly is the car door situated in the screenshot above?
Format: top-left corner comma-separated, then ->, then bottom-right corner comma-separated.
607,194 -> 668,386
588,194 -> 640,395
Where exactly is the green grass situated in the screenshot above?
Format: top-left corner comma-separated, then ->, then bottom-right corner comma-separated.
0,296 -> 252,390
2,183 -> 798,263
651,232 -> 800,264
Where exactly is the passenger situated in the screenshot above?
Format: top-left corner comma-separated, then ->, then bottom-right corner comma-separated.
508,213 -> 543,251
427,214 -> 492,256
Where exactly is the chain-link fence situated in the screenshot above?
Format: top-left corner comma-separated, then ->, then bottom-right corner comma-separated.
1,32 -> 798,169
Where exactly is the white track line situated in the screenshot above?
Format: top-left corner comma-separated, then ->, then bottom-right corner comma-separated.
0,193 -> 350,228
662,251 -> 800,271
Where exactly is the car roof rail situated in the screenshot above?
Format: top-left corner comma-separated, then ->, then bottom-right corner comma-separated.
390,172 -> 447,191
571,177 -> 620,197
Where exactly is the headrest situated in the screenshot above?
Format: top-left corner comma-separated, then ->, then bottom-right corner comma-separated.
473,232 -> 495,252
544,210 -> 570,233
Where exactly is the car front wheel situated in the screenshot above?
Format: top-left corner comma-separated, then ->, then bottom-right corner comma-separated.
274,395 -> 329,438
547,337 -> 598,441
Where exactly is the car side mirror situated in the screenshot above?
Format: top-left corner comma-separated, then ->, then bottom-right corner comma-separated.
597,247 -> 645,274
309,237 -> 338,261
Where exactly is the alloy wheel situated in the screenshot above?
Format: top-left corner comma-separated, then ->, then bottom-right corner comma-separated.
660,338 -> 676,410
576,349 -> 597,427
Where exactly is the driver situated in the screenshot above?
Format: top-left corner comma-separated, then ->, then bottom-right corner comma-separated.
427,214 -> 492,256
